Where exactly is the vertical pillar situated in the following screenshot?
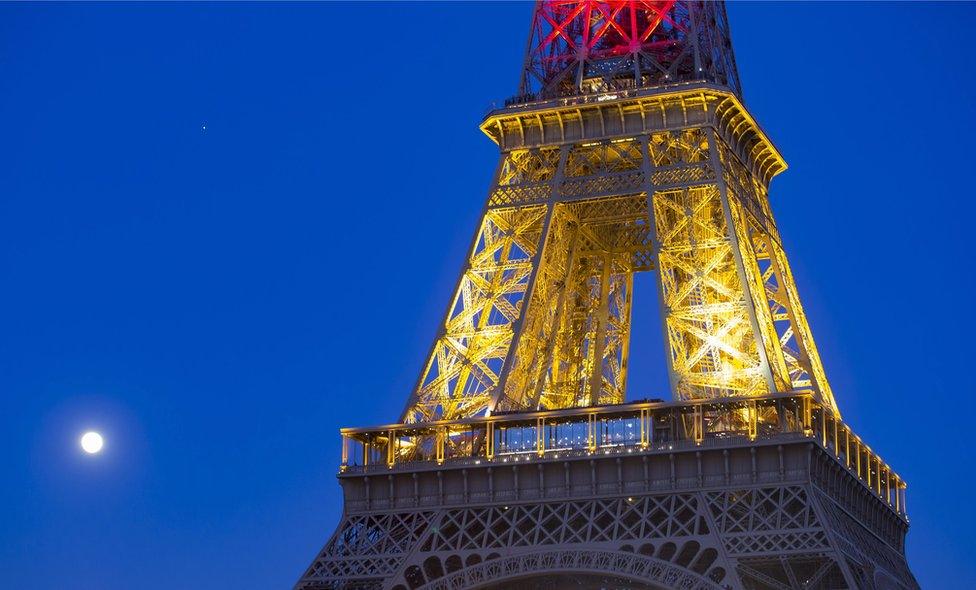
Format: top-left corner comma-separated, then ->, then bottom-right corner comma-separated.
588,413 -> 597,452
387,430 -> 396,468
616,457 -> 623,492
486,421 -> 495,460
747,400 -> 757,440
875,456 -> 882,495
820,408 -> 828,447
588,255 -> 613,405
802,397 -> 813,434
844,426 -> 851,468
436,428 -> 445,465
669,453 -> 676,488
750,446 -> 757,483
694,405 -> 704,444
885,467 -> 892,504
640,408 -> 649,448
833,418 -> 839,458
564,461 -> 571,494
865,445 -> 871,488
586,459 -> 596,495
894,475 -> 901,513
513,465 -> 519,499
536,417 -> 545,457
777,444 -> 785,481
340,434 -> 349,472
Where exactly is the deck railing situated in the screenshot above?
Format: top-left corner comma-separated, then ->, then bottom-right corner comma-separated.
338,392 -> 906,517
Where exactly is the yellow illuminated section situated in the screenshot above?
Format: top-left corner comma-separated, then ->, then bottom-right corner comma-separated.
403,205 -> 547,423
401,89 -> 839,423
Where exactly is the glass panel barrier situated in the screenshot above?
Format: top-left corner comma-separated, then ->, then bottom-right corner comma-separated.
497,423 -> 538,456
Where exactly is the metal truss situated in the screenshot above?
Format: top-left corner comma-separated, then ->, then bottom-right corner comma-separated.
499,194 -> 647,412
297,476 -> 917,590
299,2 -> 917,588
652,182 -> 766,399
719,144 -> 838,413
519,0 -> 741,100
405,206 -> 547,423
402,114 -> 839,421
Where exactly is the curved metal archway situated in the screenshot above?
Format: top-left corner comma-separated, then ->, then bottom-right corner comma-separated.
416,549 -> 724,590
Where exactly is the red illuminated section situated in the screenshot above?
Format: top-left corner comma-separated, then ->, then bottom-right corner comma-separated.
535,0 -> 680,61
518,0 -> 740,101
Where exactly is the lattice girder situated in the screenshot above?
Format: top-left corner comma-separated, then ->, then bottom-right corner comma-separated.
298,3 -> 920,589
652,183 -> 767,399
403,106 -> 840,420
298,469 -> 916,590
520,1 -> 741,99
403,205 -> 548,423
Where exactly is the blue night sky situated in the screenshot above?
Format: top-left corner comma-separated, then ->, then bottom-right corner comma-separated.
2,2 -> 974,589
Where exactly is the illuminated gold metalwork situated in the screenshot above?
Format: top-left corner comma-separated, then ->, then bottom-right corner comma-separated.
401,88 -> 838,423
407,205 -> 547,422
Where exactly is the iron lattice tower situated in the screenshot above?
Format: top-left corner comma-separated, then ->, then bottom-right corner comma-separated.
297,3 -> 919,589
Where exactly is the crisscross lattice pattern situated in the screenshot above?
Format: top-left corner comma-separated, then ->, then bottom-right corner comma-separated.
404,122 -> 840,420
406,206 -> 546,422
520,1 -> 740,99
706,487 -> 819,534
303,512 -> 436,582
498,194 -> 650,411
653,184 -> 767,398
423,493 -> 708,552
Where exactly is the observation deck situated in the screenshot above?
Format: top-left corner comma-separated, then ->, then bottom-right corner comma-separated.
338,393 -> 907,523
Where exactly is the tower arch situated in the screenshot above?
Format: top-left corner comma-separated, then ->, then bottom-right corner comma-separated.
416,549 -> 724,590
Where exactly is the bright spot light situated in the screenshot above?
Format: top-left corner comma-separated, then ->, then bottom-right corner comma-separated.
80,431 -> 104,455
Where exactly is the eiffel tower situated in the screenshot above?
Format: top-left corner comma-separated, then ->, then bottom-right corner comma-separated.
296,2 -> 919,589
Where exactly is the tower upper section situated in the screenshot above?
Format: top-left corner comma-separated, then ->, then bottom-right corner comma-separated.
517,1 -> 740,102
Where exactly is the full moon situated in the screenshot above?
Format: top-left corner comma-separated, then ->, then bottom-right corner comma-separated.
80,431 -> 104,454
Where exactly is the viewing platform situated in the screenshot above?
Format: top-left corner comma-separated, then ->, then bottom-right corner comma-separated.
337,393 -> 907,521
